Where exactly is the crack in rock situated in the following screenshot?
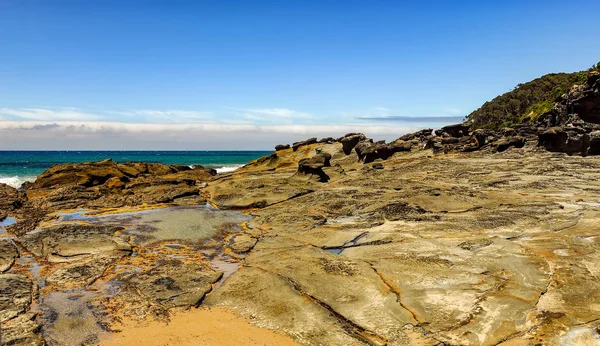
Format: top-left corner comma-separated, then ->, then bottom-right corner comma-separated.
250,265 -> 388,346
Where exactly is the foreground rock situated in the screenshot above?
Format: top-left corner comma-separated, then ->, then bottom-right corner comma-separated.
5,107 -> 600,344
204,140 -> 600,345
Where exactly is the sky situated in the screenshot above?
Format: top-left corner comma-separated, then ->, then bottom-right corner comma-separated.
1,0 -> 600,149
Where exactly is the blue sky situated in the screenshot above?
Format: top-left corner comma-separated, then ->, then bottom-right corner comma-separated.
1,0 -> 599,149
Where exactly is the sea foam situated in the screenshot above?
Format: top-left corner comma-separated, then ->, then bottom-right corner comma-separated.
215,165 -> 243,173
0,176 -> 36,188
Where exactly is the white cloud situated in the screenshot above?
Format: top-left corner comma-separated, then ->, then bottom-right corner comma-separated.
0,107 -> 103,121
0,121 -> 422,150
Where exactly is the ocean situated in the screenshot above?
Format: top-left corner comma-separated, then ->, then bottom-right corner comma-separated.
0,150 -> 271,188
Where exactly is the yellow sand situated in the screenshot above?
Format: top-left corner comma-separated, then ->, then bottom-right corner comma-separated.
99,307 -> 300,346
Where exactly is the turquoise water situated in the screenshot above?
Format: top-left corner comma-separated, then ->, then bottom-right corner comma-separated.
0,150 -> 270,187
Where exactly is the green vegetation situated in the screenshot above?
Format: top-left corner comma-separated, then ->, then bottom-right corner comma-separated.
466,62 -> 600,130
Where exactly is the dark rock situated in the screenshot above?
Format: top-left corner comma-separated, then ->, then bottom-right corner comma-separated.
399,128 -> 433,141
340,134 -> 366,155
439,123 -> 471,137
564,133 -> 590,156
442,137 -> 459,144
0,184 -> 25,213
318,137 -> 335,144
589,131 -> 600,155
275,144 -> 290,151
496,136 -> 526,152
292,137 -> 318,151
539,127 -> 568,152
170,164 -> 193,172
297,153 -> 332,182
354,141 -> 379,163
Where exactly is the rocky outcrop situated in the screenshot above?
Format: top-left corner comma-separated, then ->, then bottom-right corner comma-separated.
535,71 -> 600,155
0,240 -> 18,273
339,133 -> 365,155
292,137 -> 318,151
0,274 -> 43,345
0,183 -> 24,215
275,144 -> 291,151
297,152 -> 332,182
19,224 -> 132,264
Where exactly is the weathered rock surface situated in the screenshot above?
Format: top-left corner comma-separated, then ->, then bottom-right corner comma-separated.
19,224 -> 131,263
204,141 -> 600,345
6,109 -> 600,345
0,239 -> 18,272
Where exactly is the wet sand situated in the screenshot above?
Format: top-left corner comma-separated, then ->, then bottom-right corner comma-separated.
99,307 -> 299,346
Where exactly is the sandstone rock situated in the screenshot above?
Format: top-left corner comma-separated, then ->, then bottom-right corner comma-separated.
46,257 -> 115,288
439,123 -> 471,137
398,128 -> 433,141
565,132 -> 590,155
169,164 -> 193,172
19,224 -> 131,263
340,133 -> 365,155
0,240 -> 18,272
0,274 -> 33,323
229,233 -> 258,253
539,127 -> 568,152
496,136 -> 526,152
31,159 -> 126,189
354,141 -> 378,163
297,153 -> 332,182
125,259 -> 222,309
292,137 -> 318,151
0,311 -> 44,346
589,131 -> 600,155
318,137 -> 335,144
275,144 -> 290,151
0,183 -> 24,213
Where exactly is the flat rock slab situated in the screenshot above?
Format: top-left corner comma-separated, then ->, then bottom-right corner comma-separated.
19,224 -> 131,263
125,259 -> 223,309
0,239 -> 18,272
0,274 -> 33,323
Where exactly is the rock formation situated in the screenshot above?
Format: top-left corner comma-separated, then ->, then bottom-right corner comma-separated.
3,72 -> 600,344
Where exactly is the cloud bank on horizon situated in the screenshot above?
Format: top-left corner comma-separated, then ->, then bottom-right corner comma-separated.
0,106 -> 463,150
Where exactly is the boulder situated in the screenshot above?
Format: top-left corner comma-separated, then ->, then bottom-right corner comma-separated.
564,133 -> 590,156
318,137 -> 335,144
0,183 -> 24,213
31,159 -> 126,189
297,153 -> 332,182
538,127 -> 568,152
399,128 -> 433,141
340,134 -> 366,155
275,144 -> 290,151
439,123 -> 471,137
589,131 -> 600,155
292,137 -> 318,151
170,164 -> 193,172
496,136 -> 526,152
354,141 -> 379,163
